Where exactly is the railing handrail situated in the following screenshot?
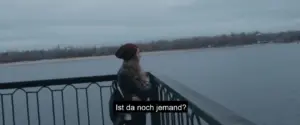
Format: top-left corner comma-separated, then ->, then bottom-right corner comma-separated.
0,74 -> 117,89
149,72 -> 256,125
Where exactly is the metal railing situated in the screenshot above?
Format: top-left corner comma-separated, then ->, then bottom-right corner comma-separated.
0,73 -> 256,125
148,73 -> 256,125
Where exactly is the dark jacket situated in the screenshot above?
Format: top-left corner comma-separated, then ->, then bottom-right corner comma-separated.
117,67 -> 151,101
109,67 -> 151,123
109,81 -> 123,122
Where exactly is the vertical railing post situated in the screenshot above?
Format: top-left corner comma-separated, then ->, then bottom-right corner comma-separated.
150,75 -> 162,125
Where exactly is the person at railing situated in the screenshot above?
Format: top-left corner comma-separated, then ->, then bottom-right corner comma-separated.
109,43 -> 151,125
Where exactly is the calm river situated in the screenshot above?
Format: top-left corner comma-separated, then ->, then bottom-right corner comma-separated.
0,43 -> 300,125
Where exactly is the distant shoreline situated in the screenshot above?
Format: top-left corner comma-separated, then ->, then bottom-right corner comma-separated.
0,47 -> 204,66
0,43 -> 289,66
0,30 -> 299,65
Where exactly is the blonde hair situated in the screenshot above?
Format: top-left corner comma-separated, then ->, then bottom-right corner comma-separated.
122,57 -> 149,89
122,58 -> 143,78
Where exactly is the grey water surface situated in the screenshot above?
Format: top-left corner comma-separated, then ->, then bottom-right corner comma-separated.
0,43 -> 300,125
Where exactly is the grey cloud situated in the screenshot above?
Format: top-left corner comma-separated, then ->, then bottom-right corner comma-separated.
0,0 -> 300,51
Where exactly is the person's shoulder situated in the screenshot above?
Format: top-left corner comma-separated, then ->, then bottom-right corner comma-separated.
118,68 -> 132,78
118,67 -> 127,75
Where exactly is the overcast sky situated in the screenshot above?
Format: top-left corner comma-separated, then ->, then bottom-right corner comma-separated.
0,0 -> 300,51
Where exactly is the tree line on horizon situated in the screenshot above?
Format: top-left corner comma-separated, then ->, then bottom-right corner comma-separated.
0,30 -> 299,64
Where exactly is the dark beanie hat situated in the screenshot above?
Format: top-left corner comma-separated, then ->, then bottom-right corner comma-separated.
115,43 -> 139,61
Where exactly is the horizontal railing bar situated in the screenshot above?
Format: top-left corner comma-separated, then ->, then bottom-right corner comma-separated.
0,74 -> 117,89
149,72 -> 256,125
